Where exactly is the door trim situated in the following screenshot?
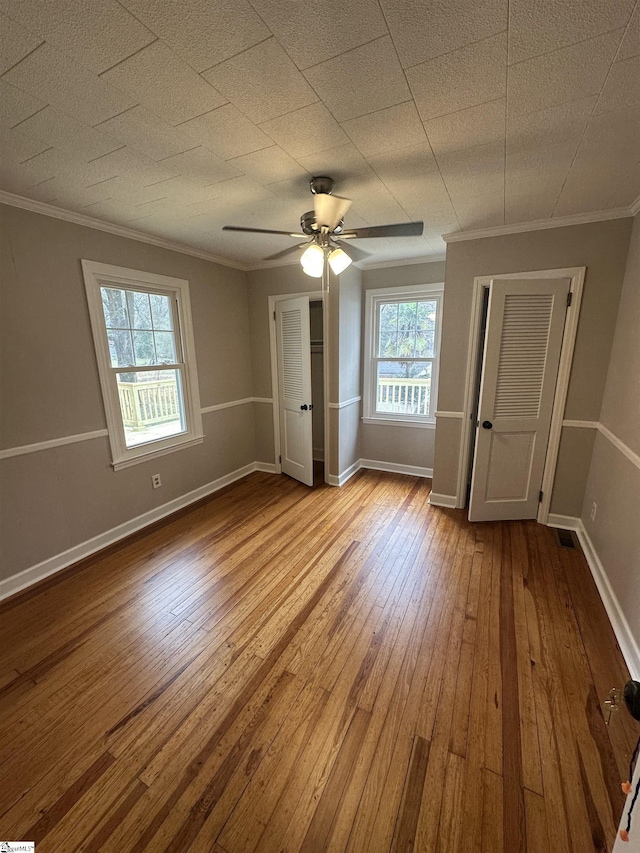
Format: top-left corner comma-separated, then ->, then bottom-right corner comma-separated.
456,267 -> 585,523
268,291 -> 328,484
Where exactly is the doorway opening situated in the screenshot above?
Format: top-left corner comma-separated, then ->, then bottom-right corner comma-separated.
269,291 -> 328,488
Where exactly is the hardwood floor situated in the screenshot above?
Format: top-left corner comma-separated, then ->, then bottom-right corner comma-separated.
0,470 -> 635,852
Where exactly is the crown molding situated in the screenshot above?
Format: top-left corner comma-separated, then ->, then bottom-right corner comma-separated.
0,190 -> 247,271
359,253 -> 446,270
442,206 -> 635,243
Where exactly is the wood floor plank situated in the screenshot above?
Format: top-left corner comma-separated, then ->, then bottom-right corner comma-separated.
0,470 -> 631,853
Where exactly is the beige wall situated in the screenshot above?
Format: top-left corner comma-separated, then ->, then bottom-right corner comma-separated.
336,265 -> 362,474
432,218 -> 634,511
582,213 -> 640,654
0,203 -> 255,582
360,260 -> 445,472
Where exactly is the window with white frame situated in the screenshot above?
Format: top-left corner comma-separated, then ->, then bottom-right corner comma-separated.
82,260 -> 203,470
363,283 -> 444,427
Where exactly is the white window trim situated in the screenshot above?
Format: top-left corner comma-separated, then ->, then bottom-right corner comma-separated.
363,282 -> 444,429
82,259 -> 203,470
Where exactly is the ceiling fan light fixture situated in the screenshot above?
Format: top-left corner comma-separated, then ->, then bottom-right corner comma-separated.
328,247 -> 352,275
301,243 -> 324,277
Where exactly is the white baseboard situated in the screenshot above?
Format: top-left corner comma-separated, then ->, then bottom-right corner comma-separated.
546,515 -> 640,680
327,458 -> 361,486
360,459 -> 433,478
428,493 -> 458,508
0,461 -> 268,603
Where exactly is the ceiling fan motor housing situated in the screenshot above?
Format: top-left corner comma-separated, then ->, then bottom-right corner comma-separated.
309,176 -> 334,195
300,210 -> 344,236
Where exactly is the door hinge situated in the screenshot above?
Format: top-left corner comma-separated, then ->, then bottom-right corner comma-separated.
273,310 -> 276,320
539,490 -> 543,502
566,291 -> 572,307
279,454 -> 282,464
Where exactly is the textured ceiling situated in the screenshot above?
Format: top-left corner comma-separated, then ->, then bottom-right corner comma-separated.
1,0 -> 639,267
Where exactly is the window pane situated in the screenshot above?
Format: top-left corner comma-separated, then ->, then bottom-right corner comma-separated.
154,330 -> 177,363
378,299 -> 438,358
150,293 -> 173,330
127,290 -> 152,330
376,361 -> 432,416
107,329 -> 133,367
101,287 -> 129,328
133,330 -> 156,365
116,369 -> 186,447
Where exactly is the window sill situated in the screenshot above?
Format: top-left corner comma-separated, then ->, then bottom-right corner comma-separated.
362,416 -> 436,430
111,435 -> 204,470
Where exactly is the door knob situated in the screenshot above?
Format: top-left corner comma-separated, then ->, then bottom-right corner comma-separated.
482,420 -> 493,429
300,404 -> 308,410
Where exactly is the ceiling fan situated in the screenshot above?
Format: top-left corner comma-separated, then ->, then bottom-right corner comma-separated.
223,176 -> 424,277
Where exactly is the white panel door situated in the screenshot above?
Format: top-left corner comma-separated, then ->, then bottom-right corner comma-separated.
468,278 -> 570,522
276,296 -> 313,487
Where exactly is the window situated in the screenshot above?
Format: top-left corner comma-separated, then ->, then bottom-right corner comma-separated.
363,283 -> 444,427
82,260 -> 203,469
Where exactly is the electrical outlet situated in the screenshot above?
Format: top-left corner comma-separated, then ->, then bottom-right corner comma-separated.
152,473 -> 162,490
590,501 -> 597,521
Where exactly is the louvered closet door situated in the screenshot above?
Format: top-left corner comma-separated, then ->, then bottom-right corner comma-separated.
468,278 -> 570,522
276,296 -> 313,487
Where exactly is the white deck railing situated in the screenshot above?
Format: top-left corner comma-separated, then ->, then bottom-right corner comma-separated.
118,380 -> 180,429
377,377 -> 431,416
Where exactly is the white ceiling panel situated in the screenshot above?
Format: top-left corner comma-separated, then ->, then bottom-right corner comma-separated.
119,0 -> 269,72
367,143 -> 438,183
425,98 -> 506,157
202,38 -> 317,125
507,30 -> 624,117
86,146 -> 179,187
606,162 -> 640,207
259,103 -> 349,159
618,5 -> 640,60
253,0 -> 388,70
13,105 -> 123,161
407,33 -> 507,122
341,101 -> 427,157
451,190 -> 505,229
153,146 -> 242,184
0,0 -> 155,74
344,173 -> 409,224
505,139 -> 578,221
0,12 -> 42,75
380,0 -> 507,68
0,125 -> 49,163
303,37 -> 411,122
2,43 -> 135,125
100,41 -> 227,126
594,55 -> 640,114
296,143 -> 374,182
0,0 -> 638,265
437,139 -> 505,203
178,104 -> 273,160
508,0 -> 635,65
0,79 -> 45,127
506,96 -> 597,154
227,146 -> 308,185
554,106 -> 640,214
94,105 -> 196,162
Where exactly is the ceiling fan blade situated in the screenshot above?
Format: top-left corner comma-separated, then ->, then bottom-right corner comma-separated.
263,242 -> 309,261
314,193 -> 352,230
333,240 -> 371,262
223,225 -> 307,238
340,221 -> 424,239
